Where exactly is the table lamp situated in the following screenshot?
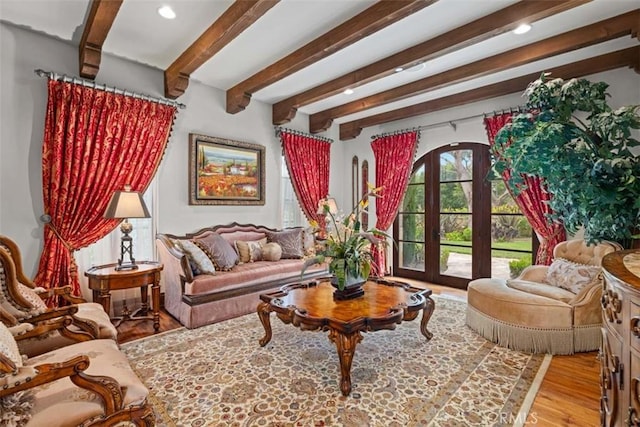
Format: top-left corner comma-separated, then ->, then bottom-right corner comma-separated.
104,185 -> 150,270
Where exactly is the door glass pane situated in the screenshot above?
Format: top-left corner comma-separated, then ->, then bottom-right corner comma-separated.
402,184 -> 425,212
440,182 -> 471,213
400,242 -> 424,271
490,180 -> 533,279
440,213 -> 472,279
410,164 -> 425,184
399,213 -> 424,241
440,150 -> 472,181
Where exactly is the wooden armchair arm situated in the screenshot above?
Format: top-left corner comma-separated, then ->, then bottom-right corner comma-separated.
14,316 -> 95,342
36,285 -> 87,304
0,352 -> 17,373
0,355 -> 125,416
23,306 -> 79,322
20,307 -> 100,340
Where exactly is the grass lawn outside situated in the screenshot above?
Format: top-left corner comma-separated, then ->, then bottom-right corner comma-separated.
441,238 -> 532,260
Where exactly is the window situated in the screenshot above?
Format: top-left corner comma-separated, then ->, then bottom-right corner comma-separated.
281,156 -> 307,228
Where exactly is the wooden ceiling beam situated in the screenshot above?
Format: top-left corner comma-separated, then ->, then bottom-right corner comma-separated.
164,0 -> 280,99
226,0 -> 436,114
339,47 -> 640,140
273,0 -> 588,125
79,0 -> 123,79
310,9 -> 640,133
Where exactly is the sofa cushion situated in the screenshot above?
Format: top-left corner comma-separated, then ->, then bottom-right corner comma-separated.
235,238 -> 267,263
173,239 -> 215,275
506,279 -> 576,304
266,228 -> 304,259
261,243 -> 282,261
195,233 -> 238,271
546,258 -> 601,294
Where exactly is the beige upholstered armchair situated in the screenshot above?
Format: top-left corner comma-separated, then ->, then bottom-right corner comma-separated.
0,241 -> 116,357
466,239 -> 622,355
0,305 -> 154,426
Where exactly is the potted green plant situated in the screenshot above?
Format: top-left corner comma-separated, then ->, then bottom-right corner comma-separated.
303,186 -> 389,299
492,73 -> 640,245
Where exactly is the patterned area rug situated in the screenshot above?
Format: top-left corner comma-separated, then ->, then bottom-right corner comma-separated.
121,296 -> 550,426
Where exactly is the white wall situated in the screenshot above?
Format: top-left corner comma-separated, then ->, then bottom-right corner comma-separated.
0,22 -> 344,277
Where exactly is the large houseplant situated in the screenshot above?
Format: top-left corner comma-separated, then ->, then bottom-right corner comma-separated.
303,186 -> 387,292
492,73 -> 640,245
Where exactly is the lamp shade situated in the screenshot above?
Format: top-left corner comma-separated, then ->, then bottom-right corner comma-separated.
104,186 -> 150,219
317,196 -> 338,215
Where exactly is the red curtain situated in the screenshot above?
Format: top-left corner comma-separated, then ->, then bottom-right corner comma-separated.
484,113 -> 566,265
371,130 -> 420,276
34,80 -> 177,299
279,130 -> 331,227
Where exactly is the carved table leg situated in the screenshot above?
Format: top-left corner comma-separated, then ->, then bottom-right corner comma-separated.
151,282 -> 160,332
420,296 -> 435,340
257,302 -> 273,347
328,329 -> 363,396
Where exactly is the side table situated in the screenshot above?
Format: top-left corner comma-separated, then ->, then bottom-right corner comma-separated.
85,261 -> 163,332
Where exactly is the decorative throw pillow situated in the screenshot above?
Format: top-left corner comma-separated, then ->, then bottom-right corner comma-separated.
546,258 -> 602,294
0,321 -> 21,372
172,239 -> 215,276
195,233 -> 239,271
18,284 -> 47,313
266,228 -> 304,259
235,238 -> 267,263
261,242 -> 282,262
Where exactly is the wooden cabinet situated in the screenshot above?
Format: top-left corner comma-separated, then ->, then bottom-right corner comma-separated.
601,250 -> 640,426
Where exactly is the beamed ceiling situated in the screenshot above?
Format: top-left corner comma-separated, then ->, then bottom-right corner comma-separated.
1,0 -> 638,140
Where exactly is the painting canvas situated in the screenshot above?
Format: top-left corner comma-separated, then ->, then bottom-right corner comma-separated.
189,134 -> 265,205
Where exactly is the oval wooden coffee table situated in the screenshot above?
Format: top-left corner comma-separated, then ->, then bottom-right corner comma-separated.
257,277 -> 434,396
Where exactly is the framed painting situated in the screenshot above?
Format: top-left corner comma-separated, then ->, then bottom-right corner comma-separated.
189,133 -> 265,205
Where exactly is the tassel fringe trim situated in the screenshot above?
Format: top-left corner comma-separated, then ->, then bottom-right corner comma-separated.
465,305 -> 601,355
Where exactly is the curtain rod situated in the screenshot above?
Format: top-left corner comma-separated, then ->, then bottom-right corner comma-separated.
371,126 -> 421,140
371,104 -> 528,139
274,126 -> 333,143
34,69 -> 186,109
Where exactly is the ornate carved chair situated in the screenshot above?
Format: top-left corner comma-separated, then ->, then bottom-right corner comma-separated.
0,244 -> 116,357
0,304 -> 154,426
466,239 -> 622,355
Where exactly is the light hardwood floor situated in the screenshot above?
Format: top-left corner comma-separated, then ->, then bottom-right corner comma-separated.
117,279 -> 601,427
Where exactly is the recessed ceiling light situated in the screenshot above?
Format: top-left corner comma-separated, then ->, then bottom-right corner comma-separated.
343,88 -> 354,95
158,5 -> 176,20
394,67 -> 404,73
513,23 -> 531,35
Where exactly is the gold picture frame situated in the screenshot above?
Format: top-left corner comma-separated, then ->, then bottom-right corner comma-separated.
189,133 -> 265,205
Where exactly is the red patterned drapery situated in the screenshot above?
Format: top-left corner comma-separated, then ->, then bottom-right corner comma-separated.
279,129 -> 331,228
34,79 -> 177,300
371,130 -> 420,276
484,113 -> 566,265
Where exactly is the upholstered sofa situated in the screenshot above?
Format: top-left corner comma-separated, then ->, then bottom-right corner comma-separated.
156,222 -> 329,328
466,239 -> 622,355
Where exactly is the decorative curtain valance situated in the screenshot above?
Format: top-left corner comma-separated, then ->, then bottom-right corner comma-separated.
34,78 -> 179,302
276,128 -> 331,229
371,129 -> 420,276
484,112 -> 566,265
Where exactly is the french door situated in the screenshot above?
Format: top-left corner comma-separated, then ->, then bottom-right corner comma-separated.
393,142 -> 536,289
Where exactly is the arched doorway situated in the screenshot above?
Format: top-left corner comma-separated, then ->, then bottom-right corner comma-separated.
393,142 -> 537,289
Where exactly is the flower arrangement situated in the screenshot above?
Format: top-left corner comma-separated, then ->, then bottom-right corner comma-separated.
303,185 -> 389,290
